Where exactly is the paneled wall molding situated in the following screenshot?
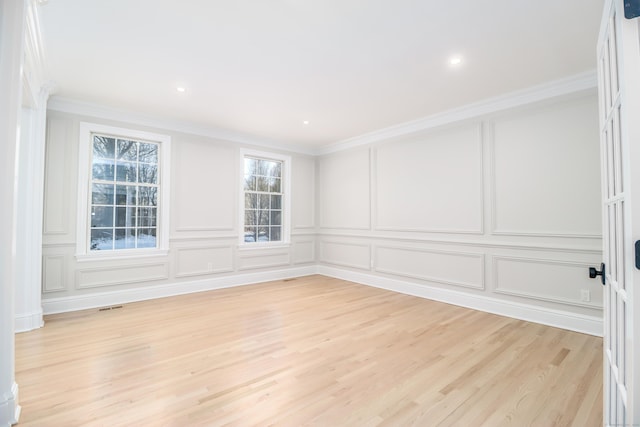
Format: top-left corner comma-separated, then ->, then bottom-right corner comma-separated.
318,266 -> 602,337
493,286 -> 601,310
75,251 -> 170,263
42,229 -> 68,236
174,226 -> 235,232
42,242 -> 75,248
292,225 -> 316,231
292,240 -> 315,265
43,117 -> 73,236
490,229 -> 603,239
76,262 -> 170,289
374,245 -> 485,290
237,251 -> 291,271
319,71 -> 597,155
487,97 -> 601,238
318,148 -> 371,230
42,266 -> 317,314
42,254 -> 66,293
315,232 -> 601,254
169,235 -> 238,242
492,255 -> 602,309
173,139 -> 236,234
319,241 -> 371,270
174,245 -> 234,278
318,225 -> 372,231
292,155 -> 316,229
372,227 -> 484,235
372,123 -> 485,235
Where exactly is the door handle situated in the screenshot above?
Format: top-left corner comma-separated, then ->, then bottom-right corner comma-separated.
589,263 -> 606,286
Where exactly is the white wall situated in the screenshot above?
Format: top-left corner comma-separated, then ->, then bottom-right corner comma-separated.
40,110 -> 316,313
39,89 -> 603,335
316,92 -> 604,335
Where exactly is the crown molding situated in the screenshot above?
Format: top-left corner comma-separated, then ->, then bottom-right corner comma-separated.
48,70 -> 597,157
318,70 -> 598,155
47,96 -> 318,156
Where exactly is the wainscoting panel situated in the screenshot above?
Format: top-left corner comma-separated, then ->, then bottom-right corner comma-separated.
493,256 -> 603,309
374,124 -> 483,234
175,245 -> 234,278
319,241 -> 371,270
76,262 -> 170,289
292,155 -> 315,230
42,254 -> 67,293
292,240 -> 315,265
43,116 -> 74,236
490,95 -> 601,237
237,250 -> 291,271
172,137 -> 236,233
375,245 -> 485,290
318,148 -> 371,230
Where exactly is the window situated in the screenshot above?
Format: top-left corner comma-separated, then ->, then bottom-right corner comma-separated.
240,150 -> 291,246
76,123 -> 171,259
90,136 -> 159,250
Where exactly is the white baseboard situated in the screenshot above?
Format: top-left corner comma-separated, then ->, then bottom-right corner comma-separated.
318,266 -> 603,337
42,266 -> 317,315
15,309 -> 44,333
41,265 -> 603,337
0,382 -> 20,427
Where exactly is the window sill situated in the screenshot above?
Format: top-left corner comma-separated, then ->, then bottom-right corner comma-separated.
237,242 -> 291,252
75,249 -> 169,262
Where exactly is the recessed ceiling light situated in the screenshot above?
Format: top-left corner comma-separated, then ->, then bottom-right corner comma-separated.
176,86 -> 186,93
449,55 -> 463,66
303,120 -> 309,125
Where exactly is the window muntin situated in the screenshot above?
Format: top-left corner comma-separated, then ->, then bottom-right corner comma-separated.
243,156 -> 283,243
89,134 -> 160,251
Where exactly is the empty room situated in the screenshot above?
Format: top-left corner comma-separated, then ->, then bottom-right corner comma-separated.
2,0 -> 639,425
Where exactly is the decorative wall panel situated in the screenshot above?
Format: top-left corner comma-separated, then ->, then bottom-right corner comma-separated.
319,240 -> 371,270
375,246 -> 484,289
491,96 -> 601,237
173,137 -> 235,232
375,125 -> 483,234
76,262 -> 169,289
175,245 -> 234,278
493,256 -> 603,308
42,254 -> 66,292
318,149 -> 370,230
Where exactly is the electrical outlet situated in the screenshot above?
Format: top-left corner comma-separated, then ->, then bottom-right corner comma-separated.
207,262 -> 213,271
580,289 -> 591,302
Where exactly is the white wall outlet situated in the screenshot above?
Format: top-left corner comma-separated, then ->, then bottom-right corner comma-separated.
580,289 -> 591,302
207,262 -> 213,271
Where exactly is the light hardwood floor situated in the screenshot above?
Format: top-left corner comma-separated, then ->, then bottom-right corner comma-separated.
15,275 -> 602,426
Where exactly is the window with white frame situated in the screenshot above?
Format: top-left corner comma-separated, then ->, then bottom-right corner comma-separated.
241,150 -> 290,245
76,122 -> 171,258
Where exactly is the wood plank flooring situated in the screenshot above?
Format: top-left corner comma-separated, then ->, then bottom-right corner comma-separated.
15,275 -> 603,426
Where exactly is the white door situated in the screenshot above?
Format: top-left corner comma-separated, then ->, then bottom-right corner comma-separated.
596,0 -> 640,424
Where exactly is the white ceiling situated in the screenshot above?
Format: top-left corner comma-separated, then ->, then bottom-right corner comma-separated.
39,0 -> 604,150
